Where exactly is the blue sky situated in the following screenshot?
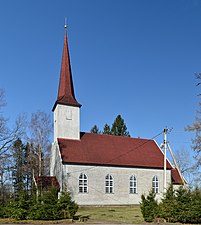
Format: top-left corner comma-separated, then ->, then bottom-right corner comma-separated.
0,0 -> 201,157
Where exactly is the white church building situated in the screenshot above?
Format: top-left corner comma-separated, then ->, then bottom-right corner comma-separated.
49,29 -> 183,205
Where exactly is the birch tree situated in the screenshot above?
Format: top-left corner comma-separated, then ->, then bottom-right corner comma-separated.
29,111 -> 52,176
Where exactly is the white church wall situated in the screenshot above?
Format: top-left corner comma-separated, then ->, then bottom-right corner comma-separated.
62,164 -> 171,205
54,104 -> 80,141
50,142 -> 63,189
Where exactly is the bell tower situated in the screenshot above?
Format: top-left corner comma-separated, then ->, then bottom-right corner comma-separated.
52,26 -> 81,141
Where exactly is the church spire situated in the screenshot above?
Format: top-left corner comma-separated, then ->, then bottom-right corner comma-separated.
53,25 -> 81,111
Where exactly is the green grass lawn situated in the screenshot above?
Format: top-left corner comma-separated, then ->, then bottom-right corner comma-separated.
0,218 -> 73,224
76,205 -> 145,224
0,206 -> 143,224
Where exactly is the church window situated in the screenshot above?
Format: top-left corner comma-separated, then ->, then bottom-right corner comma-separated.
130,175 -> 137,194
66,108 -> 72,120
79,173 -> 88,193
152,175 -> 159,193
105,174 -> 113,193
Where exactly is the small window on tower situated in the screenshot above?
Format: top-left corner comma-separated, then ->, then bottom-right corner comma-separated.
66,108 -> 72,120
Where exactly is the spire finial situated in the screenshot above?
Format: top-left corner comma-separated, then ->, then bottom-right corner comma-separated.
64,17 -> 67,29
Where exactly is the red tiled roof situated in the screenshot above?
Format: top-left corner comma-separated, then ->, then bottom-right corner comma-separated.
52,31 -> 81,111
171,168 -> 184,184
35,176 -> 60,190
58,132 -> 172,169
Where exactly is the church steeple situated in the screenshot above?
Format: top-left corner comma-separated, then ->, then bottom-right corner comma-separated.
53,25 -> 81,141
53,27 -> 81,111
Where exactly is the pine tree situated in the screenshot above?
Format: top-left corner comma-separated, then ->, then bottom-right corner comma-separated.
174,187 -> 191,223
111,115 -> 130,137
190,187 -> 201,223
28,188 -> 60,220
140,190 -> 159,222
58,191 -> 78,219
12,139 -> 26,198
159,185 -> 177,222
102,123 -> 111,135
6,191 -> 29,220
90,125 -> 101,134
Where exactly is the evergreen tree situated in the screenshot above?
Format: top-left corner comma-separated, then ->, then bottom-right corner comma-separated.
12,139 -> 26,198
140,190 -> 159,222
28,189 -> 78,220
174,187 -> 192,223
90,125 -> 101,134
111,115 -> 130,137
6,191 -> 29,220
159,185 -> 177,222
58,191 -> 78,219
28,188 -> 60,220
190,187 -> 201,223
156,186 -> 201,224
102,123 -> 111,135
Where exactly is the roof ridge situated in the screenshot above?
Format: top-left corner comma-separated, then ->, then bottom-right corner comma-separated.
82,131 -> 152,141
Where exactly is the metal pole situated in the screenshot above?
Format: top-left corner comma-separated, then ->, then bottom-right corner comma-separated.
163,128 -> 168,192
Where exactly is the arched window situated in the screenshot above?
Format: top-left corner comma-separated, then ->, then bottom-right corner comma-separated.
79,173 -> 88,193
152,175 -> 159,193
105,174 -> 113,193
130,175 -> 137,194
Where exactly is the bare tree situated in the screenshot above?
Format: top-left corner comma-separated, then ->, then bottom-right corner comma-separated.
185,74 -> 201,187
186,73 -> 201,168
0,89 -> 26,158
174,146 -> 199,187
29,111 -> 52,176
0,114 -> 27,158
0,89 -> 26,203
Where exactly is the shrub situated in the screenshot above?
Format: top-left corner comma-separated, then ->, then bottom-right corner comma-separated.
189,188 -> 201,223
0,205 -> 6,218
174,187 -> 192,223
0,189 -> 79,220
140,190 -> 159,222
4,191 -> 31,220
28,189 -> 78,220
159,185 -> 177,222
28,202 -> 60,220
58,191 -> 78,218
28,188 -> 60,220
159,186 -> 201,224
